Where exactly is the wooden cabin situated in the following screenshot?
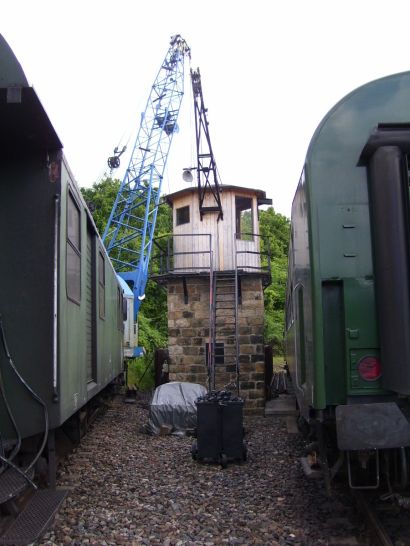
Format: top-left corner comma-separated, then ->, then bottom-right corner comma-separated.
166,185 -> 270,273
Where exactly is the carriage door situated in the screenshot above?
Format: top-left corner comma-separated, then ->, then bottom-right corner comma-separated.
360,126 -> 410,395
86,221 -> 96,383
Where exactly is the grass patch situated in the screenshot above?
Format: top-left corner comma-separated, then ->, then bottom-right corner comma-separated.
126,357 -> 154,391
273,355 -> 285,366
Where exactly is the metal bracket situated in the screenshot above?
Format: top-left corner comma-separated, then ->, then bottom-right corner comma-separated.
347,450 -> 380,490
182,277 -> 188,304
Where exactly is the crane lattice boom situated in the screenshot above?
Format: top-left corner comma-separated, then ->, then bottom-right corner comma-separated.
103,35 -> 190,318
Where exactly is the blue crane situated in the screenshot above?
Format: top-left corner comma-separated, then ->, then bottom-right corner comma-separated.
103,35 -> 190,338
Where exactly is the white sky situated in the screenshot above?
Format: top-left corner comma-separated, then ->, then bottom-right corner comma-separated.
3,0 -> 410,217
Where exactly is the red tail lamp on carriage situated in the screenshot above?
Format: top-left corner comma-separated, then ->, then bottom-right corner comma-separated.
357,356 -> 382,382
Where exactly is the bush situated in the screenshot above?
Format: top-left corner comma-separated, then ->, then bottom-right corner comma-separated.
126,357 -> 154,391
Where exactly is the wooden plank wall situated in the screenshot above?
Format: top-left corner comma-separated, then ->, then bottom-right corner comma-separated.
172,189 -> 261,273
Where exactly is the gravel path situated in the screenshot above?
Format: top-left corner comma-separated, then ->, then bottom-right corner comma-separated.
39,396 -> 363,546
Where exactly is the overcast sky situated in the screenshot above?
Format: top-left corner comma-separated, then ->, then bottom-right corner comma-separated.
3,0 -> 410,216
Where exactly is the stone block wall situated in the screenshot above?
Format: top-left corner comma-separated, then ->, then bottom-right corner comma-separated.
237,276 -> 265,414
168,277 -> 210,388
167,275 -> 265,415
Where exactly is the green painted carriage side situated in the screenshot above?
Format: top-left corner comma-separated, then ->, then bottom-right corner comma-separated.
0,154 -> 123,440
0,34 -> 123,442
57,160 -> 123,424
0,156 -> 60,438
287,71 -> 410,413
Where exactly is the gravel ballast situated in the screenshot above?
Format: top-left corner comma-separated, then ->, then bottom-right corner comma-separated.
39,396 -> 363,546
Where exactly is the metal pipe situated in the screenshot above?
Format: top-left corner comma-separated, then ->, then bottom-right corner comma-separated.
208,234 -> 214,391
234,234 -> 240,396
53,195 -> 59,402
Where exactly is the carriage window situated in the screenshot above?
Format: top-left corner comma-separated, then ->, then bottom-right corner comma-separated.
235,197 -> 253,240
285,282 -> 293,329
176,205 -> 190,226
297,286 -> 306,385
117,288 -> 124,331
67,192 -> 81,303
285,237 -> 294,329
99,252 -> 105,319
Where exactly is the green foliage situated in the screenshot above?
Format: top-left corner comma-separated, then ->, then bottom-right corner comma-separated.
259,208 -> 290,355
81,177 -> 172,391
239,210 -> 253,241
155,201 -> 173,234
127,357 -> 154,391
139,281 -> 168,349
259,207 -> 290,260
81,177 -> 120,236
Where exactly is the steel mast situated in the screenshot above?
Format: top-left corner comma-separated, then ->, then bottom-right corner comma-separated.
191,67 -> 223,221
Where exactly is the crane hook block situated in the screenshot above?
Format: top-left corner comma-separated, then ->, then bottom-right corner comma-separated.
107,146 -> 126,170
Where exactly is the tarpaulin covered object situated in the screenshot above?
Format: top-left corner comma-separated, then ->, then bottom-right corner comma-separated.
146,382 -> 207,435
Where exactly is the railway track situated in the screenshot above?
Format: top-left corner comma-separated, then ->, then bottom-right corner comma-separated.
353,491 -> 393,546
353,490 -> 410,546
36,395 -> 364,545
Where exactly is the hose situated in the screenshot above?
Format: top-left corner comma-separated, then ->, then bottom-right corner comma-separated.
0,315 -> 49,474
0,453 -> 37,490
0,321 -> 22,469
0,376 -> 21,468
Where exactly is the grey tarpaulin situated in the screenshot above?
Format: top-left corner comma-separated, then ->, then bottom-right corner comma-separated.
146,382 -> 207,435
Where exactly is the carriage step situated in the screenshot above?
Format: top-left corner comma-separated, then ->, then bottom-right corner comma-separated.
0,489 -> 67,545
0,468 -> 34,505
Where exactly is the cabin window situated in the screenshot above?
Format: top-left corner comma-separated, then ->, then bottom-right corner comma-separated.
176,205 -> 190,226
235,196 -> 253,240
99,252 -> 105,319
66,191 -> 81,303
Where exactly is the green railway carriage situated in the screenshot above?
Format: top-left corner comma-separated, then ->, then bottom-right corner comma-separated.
286,71 -> 410,489
0,35 -> 124,445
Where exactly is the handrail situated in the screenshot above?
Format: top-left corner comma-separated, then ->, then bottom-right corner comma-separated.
234,237 -> 240,395
209,252 -> 215,391
235,232 -> 271,277
151,231 -> 271,279
150,233 -> 213,276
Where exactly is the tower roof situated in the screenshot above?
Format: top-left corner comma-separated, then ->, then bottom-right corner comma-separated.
165,185 -> 270,206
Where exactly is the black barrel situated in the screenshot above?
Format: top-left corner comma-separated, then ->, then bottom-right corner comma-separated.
195,391 -> 245,466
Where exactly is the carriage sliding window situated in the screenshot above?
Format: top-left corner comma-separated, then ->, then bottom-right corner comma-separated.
99,252 -> 105,319
66,191 -> 81,303
235,197 -> 253,240
297,286 -> 306,385
117,287 -> 124,331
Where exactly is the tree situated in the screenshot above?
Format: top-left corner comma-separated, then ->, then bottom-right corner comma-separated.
81,177 -> 120,235
259,208 -> 290,355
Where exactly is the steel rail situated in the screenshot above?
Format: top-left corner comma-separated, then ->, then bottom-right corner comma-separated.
352,491 -> 394,546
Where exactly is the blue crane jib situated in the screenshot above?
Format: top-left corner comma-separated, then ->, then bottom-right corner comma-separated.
103,35 -> 190,323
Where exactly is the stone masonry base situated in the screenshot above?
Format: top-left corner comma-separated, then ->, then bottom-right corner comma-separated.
167,275 -> 265,415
